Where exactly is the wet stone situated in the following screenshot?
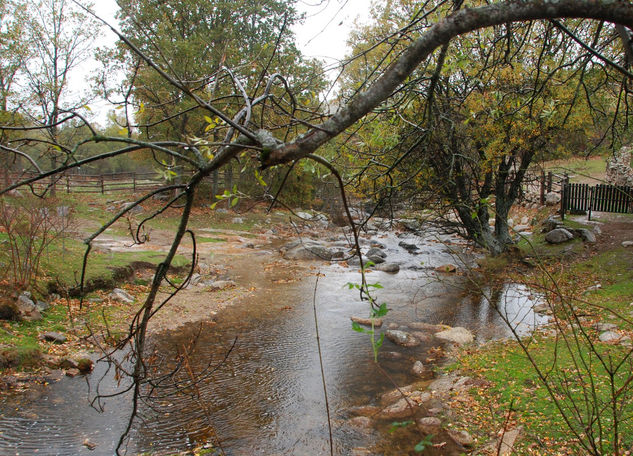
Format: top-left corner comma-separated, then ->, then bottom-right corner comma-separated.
366,247 -> 386,258
448,429 -> 474,447
379,397 -> 418,420
385,329 -> 420,347
435,327 -> 474,345
412,360 -> 426,376
375,263 -> 400,273
351,316 -> 383,327
418,416 -> 442,434
398,240 -> 419,252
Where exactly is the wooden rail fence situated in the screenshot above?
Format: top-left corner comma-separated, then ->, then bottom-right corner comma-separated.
9,171 -> 167,194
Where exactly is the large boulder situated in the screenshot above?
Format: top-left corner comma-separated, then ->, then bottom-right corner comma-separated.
545,228 -> 574,244
282,242 -> 335,261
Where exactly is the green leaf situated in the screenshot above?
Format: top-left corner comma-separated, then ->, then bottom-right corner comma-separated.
375,333 -> 384,349
230,197 -> 239,207
372,303 -> 389,318
388,420 -> 414,433
210,202 -> 218,210
351,321 -> 368,333
367,283 -> 383,289
414,435 -> 434,453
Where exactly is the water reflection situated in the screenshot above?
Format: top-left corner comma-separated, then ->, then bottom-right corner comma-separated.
0,238 -> 547,455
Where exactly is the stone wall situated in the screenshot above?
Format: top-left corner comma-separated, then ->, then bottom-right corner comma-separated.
606,146 -> 633,186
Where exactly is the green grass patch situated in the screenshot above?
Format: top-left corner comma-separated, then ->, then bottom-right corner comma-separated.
37,237 -> 189,290
545,156 -> 607,183
196,236 -> 226,243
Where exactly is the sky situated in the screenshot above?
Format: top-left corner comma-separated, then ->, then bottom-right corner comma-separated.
77,0 -> 372,124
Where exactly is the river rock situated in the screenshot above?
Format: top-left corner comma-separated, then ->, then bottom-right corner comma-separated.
375,263 -> 400,273
35,300 -> 50,312
545,228 -> 574,244
351,316 -> 383,327
411,332 -> 433,343
17,293 -> 36,313
622,241 -> 633,247
545,192 -> 561,206
418,416 -> 442,434
380,384 -> 419,404
366,247 -> 386,258
398,240 -> 419,252
408,322 -> 446,332
428,375 -> 473,394
593,322 -> 618,332
542,216 -> 563,233
65,368 -> 81,377
206,280 -> 236,291
366,254 -> 386,264
188,273 -> 202,287
109,288 -> 134,303
379,397 -> 418,420
39,332 -> 67,344
385,330 -> 420,347
369,240 -> 386,249
435,327 -> 474,345
513,224 -> 530,233
575,228 -> 596,243
599,331 -> 621,343
448,429 -> 475,447
412,360 -> 426,376
282,242 -> 335,261
231,217 -> 244,224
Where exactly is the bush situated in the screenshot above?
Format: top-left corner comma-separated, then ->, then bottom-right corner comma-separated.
0,196 -> 73,290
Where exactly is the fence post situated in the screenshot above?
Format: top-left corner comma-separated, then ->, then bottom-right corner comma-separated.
560,173 -> 569,220
540,170 -> 545,205
66,175 -> 70,193
547,171 -> 553,193
133,173 -> 136,192
100,175 -> 105,194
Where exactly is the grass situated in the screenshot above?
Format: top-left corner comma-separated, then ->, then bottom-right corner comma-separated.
37,237 -> 189,291
452,243 -> 633,454
544,155 -> 608,183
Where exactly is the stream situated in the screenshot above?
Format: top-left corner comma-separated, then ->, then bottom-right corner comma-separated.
0,230 -> 548,455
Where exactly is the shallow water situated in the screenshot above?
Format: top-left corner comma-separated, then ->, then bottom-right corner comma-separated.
0,231 -> 547,455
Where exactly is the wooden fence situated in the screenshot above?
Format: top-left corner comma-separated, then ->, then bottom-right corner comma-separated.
9,171 -> 168,194
562,181 -> 633,219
